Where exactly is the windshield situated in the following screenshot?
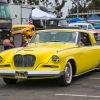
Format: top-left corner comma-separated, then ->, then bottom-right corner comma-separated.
29,31 -> 77,43
12,27 -> 26,32
78,25 -> 87,30
0,3 -> 11,19
58,19 -> 67,26
88,25 -> 94,29
47,19 -> 67,26
33,19 -> 43,28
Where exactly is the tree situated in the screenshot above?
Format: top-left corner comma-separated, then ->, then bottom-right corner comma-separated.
40,0 -> 52,7
54,0 -> 67,17
39,0 -> 67,17
28,0 -> 39,5
71,0 -> 91,13
7,0 -> 67,17
87,0 -> 100,10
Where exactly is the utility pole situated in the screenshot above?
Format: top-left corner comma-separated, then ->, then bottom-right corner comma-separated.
77,0 -> 79,17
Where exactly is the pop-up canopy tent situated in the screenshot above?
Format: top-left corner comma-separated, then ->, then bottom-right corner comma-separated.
69,18 -> 83,23
31,8 -> 56,28
87,14 -> 100,22
31,8 -> 56,19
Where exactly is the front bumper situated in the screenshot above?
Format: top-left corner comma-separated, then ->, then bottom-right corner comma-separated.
0,70 -> 65,77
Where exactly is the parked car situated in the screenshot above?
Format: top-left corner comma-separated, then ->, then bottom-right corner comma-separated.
0,29 -> 100,86
93,24 -> 100,29
3,25 -> 35,50
29,18 -> 67,30
46,26 -> 81,29
68,22 -> 100,40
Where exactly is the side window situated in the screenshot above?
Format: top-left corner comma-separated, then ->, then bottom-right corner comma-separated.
80,32 -> 92,46
0,5 -> 11,18
81,25 -> 87,30
88,25 -> 93,29
0,6 -> 6,17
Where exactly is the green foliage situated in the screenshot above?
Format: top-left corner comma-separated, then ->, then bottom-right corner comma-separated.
54,0 -> 67,17
55,0 -> 66,12
7,0 -> 67,17
86,0 -> 100,11
69,0 -> 92,14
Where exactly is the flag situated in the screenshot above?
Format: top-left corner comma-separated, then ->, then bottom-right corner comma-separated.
29,18 -> 33,24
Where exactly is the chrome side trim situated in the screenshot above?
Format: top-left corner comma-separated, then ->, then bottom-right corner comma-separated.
73,68 -> 96,77
0,70 -> 65,76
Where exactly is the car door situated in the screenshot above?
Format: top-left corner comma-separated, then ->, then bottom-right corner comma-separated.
76,32 -> 95,73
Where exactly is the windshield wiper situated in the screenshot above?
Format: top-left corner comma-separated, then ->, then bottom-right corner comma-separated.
0,17 -> 6,19
0,17 -> 11,19
50,40 -> 61,42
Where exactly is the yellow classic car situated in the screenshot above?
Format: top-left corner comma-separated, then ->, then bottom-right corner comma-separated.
0,29 -> 100,86
3,25 -> 35,50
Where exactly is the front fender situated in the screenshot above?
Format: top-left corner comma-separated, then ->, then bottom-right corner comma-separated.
3,39 -> 14,47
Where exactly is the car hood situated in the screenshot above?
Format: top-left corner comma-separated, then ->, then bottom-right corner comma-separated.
16,43 -> 77,55
0,43 -> 78,70
1,43 -> 78,66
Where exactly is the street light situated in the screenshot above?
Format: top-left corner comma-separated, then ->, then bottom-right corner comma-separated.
76,0 -> 79,17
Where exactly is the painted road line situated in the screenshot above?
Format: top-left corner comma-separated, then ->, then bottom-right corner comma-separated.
90,77 -> 100,80
55,94 -> 100,98
75,82 -> 100,88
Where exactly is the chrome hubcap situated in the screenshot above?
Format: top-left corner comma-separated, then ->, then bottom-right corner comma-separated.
65,64 -> 70,82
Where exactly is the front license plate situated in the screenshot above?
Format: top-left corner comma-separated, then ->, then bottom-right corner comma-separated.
15,71 -> 27,78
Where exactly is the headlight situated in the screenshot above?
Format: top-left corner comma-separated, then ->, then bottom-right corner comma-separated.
10,37 -> 13,41
0,56 -> 2,62
23,36 -> 26,40
52,55 -> 59,62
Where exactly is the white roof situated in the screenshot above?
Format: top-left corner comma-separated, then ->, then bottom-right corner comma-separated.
69,23 -> 92,26
32,8 -> 56,19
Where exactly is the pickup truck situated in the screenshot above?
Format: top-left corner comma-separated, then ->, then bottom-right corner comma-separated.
0,29 -> 100,86
0,0 -> 12,44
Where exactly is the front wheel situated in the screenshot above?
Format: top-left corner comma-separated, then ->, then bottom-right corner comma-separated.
3,78 -> 18,85
58,62 -> 73,86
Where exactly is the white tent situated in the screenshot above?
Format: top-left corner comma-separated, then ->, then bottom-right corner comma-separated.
32,8 -> 56,19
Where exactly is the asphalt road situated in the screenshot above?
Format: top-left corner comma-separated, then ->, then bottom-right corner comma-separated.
0,43 -> 100,100
0,72 -> 100,100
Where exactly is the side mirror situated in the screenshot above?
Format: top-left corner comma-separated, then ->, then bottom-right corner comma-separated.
78,41 -> 84,47
24,42 -> 28,47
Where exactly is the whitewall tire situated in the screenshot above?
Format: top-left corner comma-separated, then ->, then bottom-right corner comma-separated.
58,61 -> 73,86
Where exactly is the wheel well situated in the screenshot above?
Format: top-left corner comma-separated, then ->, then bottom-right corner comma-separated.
68,59 -> 76,75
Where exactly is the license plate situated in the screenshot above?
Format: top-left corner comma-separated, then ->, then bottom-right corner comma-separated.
15,71 -> 27,78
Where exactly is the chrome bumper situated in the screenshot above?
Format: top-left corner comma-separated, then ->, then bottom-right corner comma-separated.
0,70 -> 65,76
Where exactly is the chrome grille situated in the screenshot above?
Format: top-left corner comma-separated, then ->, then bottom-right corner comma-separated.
14,34 -> 22,47
14,54 -> 36,67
